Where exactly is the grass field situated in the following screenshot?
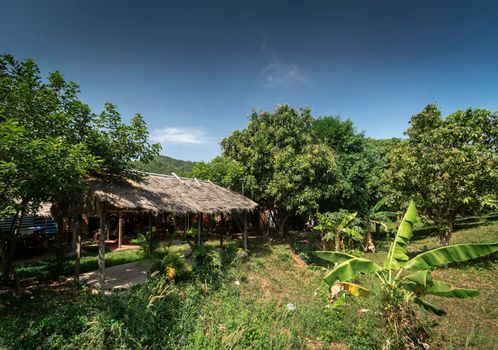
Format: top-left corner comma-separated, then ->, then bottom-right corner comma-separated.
0,217 -> 496,349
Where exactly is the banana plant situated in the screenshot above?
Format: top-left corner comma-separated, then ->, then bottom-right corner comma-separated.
316,200 -> 498,316
362,197 -> 397,252
315,210 -> 363,251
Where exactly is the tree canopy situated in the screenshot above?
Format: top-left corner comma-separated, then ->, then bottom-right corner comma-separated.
0,54 -> 160,286
387,104 -> 498,245
221,105 -> 338,234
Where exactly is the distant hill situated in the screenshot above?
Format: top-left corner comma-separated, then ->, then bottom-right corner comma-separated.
134,155 -> 197,177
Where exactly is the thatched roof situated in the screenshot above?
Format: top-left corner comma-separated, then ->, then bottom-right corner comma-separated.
89,173 -> 258,215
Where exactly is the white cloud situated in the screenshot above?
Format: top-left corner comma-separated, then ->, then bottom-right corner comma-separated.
151,127 -> 208,145
261,55 -> 310,87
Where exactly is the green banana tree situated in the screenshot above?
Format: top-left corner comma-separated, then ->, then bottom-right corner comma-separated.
362,197 -> 397,253
315,210 -> 363,251
317,201 -> 497,347
317,200 -> 497,315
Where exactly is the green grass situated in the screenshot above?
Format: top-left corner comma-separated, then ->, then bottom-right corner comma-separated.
1,218 -> 497,349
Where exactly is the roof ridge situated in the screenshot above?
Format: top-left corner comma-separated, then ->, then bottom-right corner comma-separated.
133,170 -> 218,185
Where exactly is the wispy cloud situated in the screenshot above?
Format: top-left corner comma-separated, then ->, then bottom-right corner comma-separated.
261,55 -> 310,88
151,127 -> 208,145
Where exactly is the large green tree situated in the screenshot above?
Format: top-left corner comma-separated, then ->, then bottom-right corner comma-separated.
313,116 -> 375,211
387,104 -> 498,245
221,105 -> 338,235
0,118 -> 93,289
0,54 -> 160,287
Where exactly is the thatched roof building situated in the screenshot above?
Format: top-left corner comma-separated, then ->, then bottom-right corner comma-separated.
89,173 -> 257,215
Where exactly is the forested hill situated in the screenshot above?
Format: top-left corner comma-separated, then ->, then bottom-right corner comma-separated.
134,155 -> 197,176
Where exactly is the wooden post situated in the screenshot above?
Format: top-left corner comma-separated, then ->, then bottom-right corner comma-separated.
118,213 -> 123,249
98,206 -> 106,293
106,217 -> 110,241
73,210 -> 82,285
197,212 -> 202,245
243,211 -> 248,251
148,213 -> 153,254
220,213 -> 224,248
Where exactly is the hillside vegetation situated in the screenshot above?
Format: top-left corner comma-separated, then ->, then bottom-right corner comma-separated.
134,155 -> 196,176
1,218 -> 496,350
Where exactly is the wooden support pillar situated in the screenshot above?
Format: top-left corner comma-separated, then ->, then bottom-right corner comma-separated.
197,212 -> 202,245
106,217 -> 110,241
73,210 -> 82,285
118,213 -> 123,249
98,207 -> 106,293
148,213 -> 153,254
220,213 -> 224,248
243,211 -> 248,251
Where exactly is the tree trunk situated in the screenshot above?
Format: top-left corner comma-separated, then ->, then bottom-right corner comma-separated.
1,210 -> 24,294
363,232 -> 376,252
56,216 -> 65,277
73,212 -> 82,285
277,213 -> 290,237
439,220 -> 454,246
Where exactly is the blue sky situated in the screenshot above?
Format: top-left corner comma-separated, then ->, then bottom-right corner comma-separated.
2,0 -> 498,161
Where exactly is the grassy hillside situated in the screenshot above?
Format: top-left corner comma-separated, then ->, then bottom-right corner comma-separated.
134,155 -> 196,176
1,218 -> 496,349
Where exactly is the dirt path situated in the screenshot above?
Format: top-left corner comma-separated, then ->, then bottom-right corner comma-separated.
79,260 -> 154,291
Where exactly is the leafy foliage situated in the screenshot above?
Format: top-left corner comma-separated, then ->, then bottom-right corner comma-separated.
313,116 -> 376,211
315,210 -> 363,251
387,104 -> 498,245
0,54 -> 159,287
221,105 -> 338,234
317,200 -> 498,348
192,155 -> 246,191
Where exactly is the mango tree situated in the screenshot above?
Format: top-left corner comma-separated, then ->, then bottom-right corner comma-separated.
387,105 -> 498,245
317,201 -> 498,348
221,105 -> 338,236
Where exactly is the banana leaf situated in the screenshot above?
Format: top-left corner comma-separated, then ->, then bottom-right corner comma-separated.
403,270 -> 432,288
323,258 -> 382,286
336,282 -> 371,297
337,212 -> 358,231
403,243 -> 498,270
343,227 -> 363,241
414,297 -> 446,316
402,272 -> 479,298
427,280 -> 479,298
384,200 -> 418,269
370,197 -> 386,213
316,251 -> 356,264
